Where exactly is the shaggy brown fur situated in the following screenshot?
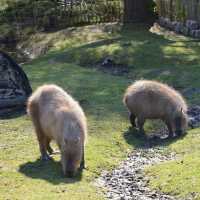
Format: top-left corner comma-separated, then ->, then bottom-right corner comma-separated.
27,84 -> 87,177
123,80 -> 188,138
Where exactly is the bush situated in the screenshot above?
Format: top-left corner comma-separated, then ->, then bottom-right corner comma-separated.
0,0 -> 62,31
0,23 -> 16,43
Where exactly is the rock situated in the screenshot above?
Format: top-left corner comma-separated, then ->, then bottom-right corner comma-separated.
0,51 -> 32,116
187,105 -> 200,128
174,22 -> 184,33
194,30 -> 200,38
158,17 -> 165,26
186,20 -> 199,30
102,57 -> 115,67
99,57 -> 129,76
180,26 -> 190,36
171,21 -> 178,29
190,30 -> 200,38
158,18 -> 200,39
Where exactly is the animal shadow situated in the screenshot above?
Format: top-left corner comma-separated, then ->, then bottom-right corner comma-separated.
123,126 -> 188,149
19,158 -> 83,184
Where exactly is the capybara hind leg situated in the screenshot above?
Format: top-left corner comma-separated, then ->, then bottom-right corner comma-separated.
36,130 -> 51,161
45,138 -> 53,155
137,117 -> 145,134
80,145 -> 85,170
165,121 -> 173,138
129,113 -> 136,127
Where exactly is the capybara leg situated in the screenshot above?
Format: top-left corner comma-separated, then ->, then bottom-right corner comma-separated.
45,138 -> 53,155
36,130 -> 51,161
129,113 -> 136,127
80,145 -> 85,170
166,121 -> 173,138
137,117 -> 145,134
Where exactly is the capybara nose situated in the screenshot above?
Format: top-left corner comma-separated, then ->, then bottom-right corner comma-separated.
66,170 -> 75,178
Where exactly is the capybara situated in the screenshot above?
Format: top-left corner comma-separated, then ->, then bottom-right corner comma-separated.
123,80 -> 188,138
27,84 -> 87,177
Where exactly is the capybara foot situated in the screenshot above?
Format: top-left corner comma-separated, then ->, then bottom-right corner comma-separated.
47,146 -> 54,155
41,154 -> 51,161
80,161 -> 85,170
129,113 -> 136,128
167,132 -> 174,139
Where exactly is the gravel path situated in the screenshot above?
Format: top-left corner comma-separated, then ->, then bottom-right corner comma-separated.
96,148 -> 176,200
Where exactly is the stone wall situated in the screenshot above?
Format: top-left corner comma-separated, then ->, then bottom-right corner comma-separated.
158,17 -> 200,38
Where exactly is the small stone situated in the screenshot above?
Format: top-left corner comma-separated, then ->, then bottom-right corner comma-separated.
186,20 -> 199,30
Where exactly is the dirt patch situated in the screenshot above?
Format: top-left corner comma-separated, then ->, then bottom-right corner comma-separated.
95,57 -> 129,76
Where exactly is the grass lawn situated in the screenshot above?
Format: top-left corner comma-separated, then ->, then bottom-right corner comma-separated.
0,23 -> 200,199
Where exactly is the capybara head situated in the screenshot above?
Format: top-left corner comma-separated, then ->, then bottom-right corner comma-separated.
173,108 -> 188,136
61,137 -> 82,177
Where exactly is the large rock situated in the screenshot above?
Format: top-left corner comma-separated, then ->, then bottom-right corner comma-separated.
0,51 -> 32,115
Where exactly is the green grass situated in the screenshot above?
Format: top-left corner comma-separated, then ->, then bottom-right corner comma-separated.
146,129 -> 200,200
0,23 -> 200,199
0,62 -> 135,200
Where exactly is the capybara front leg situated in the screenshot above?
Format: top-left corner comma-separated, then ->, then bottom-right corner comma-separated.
80,145 -> 85,170
165,121 -> 173,138
129,113 -> 136,128
36,130 -> 51,161
137,117 -> 145,134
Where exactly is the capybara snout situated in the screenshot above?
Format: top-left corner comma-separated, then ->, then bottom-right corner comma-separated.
174,110 -> 188,136
62,155 -> 79,177
27,84 -> 87,177
61,139 -> 83,177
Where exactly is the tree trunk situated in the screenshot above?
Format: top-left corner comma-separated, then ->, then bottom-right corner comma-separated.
124,0 -> 150,23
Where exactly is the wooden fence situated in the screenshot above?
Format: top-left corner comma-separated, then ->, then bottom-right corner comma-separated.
0,0 -> 123,31
156,0 -> 200,22
57,0 -> 123,25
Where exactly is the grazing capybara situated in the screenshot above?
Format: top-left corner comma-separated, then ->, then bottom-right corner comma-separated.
123,80 -> 188,138
27,84 -> 87,177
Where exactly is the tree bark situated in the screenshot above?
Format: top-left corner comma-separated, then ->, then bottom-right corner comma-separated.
123,0 -> 150,23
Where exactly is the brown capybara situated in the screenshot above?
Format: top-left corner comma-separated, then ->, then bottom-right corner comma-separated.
123,80 -> 188,138
27,84 -> 87,177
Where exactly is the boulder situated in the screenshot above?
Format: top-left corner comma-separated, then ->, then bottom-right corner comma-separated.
0,51 -> 32,116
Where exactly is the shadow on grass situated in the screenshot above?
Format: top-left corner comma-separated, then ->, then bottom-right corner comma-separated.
19,158 -> 83,184
124,126 -> 188,149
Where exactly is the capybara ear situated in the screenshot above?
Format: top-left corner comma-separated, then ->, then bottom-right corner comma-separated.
181,107 -> 187,115
181,107 -> 186,114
